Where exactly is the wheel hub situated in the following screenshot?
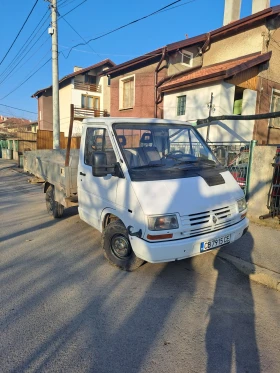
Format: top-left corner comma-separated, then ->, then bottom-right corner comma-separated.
111,235 -> 131,259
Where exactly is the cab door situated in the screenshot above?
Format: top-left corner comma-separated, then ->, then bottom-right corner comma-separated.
78,126 -> 119,229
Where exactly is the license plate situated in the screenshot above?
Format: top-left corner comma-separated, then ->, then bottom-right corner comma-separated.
200,234 -> 231,252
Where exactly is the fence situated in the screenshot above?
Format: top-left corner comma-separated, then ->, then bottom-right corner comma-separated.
37,130 -> 80,150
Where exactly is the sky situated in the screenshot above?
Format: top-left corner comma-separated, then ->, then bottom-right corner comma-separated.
0,0 -> 279,121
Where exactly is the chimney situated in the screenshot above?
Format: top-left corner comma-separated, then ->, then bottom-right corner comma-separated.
223,0 -> 242,25
252,0 -> 270,14
74,66 -> 83,72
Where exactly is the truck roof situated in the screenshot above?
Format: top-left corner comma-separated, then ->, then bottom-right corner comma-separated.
82,117 -> 194,127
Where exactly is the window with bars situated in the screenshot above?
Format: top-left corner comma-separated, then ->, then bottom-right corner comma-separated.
177,95 -> 186,116
270,90 -> 280,128
119,75 -> 135,109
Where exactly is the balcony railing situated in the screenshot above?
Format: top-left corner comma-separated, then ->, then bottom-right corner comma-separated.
74,81 -> 101,93
74,106 -> 109,118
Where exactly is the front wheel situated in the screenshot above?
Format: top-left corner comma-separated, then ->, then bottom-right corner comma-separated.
102,220 -> 144,271
45,184 -> 64,218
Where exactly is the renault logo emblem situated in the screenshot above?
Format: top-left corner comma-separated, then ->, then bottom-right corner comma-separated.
212,215 -> 217,224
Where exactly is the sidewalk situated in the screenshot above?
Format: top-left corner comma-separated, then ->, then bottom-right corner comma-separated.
214,223 -> 280,291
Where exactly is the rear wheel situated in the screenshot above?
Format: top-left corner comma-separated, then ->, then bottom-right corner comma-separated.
102,220 -> 144,271
45,184 -> 64,218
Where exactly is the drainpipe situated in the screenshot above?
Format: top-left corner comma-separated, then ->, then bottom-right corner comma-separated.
154,48 -> 167,118
155,64 -> 203,108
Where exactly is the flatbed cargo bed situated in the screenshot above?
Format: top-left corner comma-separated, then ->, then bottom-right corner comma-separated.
24,149 -> 79,199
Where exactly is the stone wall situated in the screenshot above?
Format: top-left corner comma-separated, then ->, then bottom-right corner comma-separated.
247,145 -> 277,220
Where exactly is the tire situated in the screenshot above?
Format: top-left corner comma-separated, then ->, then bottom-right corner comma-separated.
45,184 -> 64,218
102,220 -> 144,271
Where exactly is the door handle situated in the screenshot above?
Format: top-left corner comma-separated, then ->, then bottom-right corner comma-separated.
80,172 -> 86,176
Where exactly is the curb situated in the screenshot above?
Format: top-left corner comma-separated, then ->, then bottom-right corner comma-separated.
213,251 -> 280,291
247,214 -> 280,231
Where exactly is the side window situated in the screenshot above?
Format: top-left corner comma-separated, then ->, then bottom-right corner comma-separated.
84,128 -> 117,166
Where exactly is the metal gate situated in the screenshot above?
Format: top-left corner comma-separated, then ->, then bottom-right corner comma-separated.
265,147 -> 280,219
207,141 -> 254,197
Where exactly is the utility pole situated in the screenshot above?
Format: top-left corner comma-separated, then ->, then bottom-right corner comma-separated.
206,92 -> 214,142
48,0 -> 60,149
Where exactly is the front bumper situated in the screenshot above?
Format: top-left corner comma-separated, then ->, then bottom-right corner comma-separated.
130,218 -> 249,263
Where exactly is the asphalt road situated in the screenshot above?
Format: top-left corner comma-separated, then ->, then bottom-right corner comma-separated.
0,160 -> 280,373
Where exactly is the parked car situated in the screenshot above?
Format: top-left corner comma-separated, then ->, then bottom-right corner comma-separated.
228,163 -> 248,189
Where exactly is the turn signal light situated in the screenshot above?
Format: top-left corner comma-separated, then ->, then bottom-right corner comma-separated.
241,212 -> 247,219
147,234 -> 173,241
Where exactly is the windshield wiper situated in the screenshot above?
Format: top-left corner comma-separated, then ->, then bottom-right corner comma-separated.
174,159 -> 216,169
130,163 -> 164,170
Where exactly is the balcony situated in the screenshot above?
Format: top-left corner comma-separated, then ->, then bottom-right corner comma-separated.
74,106 -> 109,119
74,81 -> 101,93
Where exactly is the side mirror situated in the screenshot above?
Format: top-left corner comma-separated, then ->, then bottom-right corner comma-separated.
92,151 -> 108,177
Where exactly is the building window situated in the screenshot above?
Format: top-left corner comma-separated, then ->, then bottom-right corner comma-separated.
177,95 -> 186,116
180,51 -> 193,67
84,74 -> 96,85
119,75 -> 135,109
81,94 -> 100,110
270,89 -> 280,128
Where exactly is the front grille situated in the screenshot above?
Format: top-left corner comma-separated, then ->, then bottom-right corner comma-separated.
180,204 -> 238,237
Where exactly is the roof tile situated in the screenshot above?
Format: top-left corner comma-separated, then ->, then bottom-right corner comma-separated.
161,52 -> 271,91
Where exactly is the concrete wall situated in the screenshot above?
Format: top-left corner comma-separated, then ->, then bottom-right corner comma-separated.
247,145 -> 277,219
59,83 -> 72,135
164,81 -> 257,141
203,25 -> 265,67
264,18 -> 280,84
164,82 -> 222,123
168,45 -> 203,75
202,19 -> 280,144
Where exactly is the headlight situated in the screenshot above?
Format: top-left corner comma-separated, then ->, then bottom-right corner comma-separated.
148,214 -> 179,231
237,197 -> 247,213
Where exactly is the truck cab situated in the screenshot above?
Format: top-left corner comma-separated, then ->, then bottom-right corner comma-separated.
77,118 -> 249,271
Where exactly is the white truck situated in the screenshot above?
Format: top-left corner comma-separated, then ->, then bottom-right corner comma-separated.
24,118 -> 249,271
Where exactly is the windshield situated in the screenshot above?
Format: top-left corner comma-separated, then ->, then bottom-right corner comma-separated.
114,123 -> 219,180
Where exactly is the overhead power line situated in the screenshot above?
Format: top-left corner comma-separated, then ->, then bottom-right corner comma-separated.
60,14 -> 101,58
63,0 -> 187,58
0,0 -> 85,89
0,9 -> 49,81
0,0 -> 39,66
0,29 -> 49,86
1,58 -> 51,100
0,103 -> 37,114
59,0 -> 81,9
59,0 -> 87,18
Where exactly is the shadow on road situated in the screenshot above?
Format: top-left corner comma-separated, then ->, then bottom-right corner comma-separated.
206,232 -> 260,373
7,259 -> 198,373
